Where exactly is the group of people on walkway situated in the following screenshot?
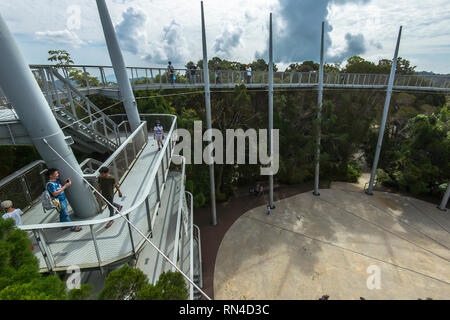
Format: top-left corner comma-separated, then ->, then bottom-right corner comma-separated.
44,167 -> 123,232
168,62 -> 254,85
2,119 -> 166,233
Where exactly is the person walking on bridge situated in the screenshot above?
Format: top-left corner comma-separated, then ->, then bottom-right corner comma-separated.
168,61 -> 175,85
97,167 -> 123,229
46,168 -> 82,232
154,120 -> 165,151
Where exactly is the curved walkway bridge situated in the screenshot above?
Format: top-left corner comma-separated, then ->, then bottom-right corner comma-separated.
28,65 -> 450,99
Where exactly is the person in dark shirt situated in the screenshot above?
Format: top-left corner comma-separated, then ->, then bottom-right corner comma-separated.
168,61 -> 175,85
97,167 -> 123,229
47,168 -> 82,232
189,65 -> 197,84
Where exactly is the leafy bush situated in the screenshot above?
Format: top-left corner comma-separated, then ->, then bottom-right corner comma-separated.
0,218 -> 91,300
97,265 -> 188,300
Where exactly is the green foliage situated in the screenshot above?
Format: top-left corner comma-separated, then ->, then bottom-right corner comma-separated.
67,284 -> 94,300
194,192 -> 207,208
97,265 -> 188,300
97,264 -> 148,300
137,271 -> 188,300
0,218 -> 92,300
48,50 -> 74,65
365,107 -> 449,195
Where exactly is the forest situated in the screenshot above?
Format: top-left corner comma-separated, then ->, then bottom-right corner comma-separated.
1,54 -> 448,208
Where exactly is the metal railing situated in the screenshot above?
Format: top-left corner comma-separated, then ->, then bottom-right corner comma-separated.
0,160 -> 47,211
18,113 -> 178,273
19,65 -> 450,91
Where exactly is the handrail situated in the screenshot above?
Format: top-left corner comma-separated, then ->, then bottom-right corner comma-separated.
193,223 -> 203,289
19,113 -> 177,231
0,160 -> 45,187
172,156 -> 186,271
187,191 -> 194,300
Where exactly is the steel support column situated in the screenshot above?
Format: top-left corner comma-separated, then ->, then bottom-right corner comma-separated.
201,1 -> 217,226
0,13 -> 99,218
268,13 -> 275,208
313,21 -> 325,196
367,26 -> 402,195
96,0 -> 140,132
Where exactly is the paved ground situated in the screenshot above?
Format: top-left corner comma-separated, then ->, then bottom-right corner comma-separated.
213,182 -> 450,300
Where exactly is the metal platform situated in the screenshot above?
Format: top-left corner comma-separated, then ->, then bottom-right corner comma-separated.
17,114 -> 181,272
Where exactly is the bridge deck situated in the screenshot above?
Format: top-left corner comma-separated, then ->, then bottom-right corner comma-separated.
23,135 -> 169,271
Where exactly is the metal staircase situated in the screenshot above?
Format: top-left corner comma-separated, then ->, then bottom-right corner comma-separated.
0,66 -> 120,154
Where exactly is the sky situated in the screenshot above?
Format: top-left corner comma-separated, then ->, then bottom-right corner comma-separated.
1,0 -> 449,73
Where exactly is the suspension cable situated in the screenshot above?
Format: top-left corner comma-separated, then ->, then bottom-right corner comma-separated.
42,138 -> 212,301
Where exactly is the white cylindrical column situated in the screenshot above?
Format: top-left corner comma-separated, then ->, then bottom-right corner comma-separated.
0,13 -> 99,218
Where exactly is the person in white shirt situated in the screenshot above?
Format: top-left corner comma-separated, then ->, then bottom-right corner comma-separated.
153,120 -> 165,151
246,65 -> 252,84
1,200 -> 24,227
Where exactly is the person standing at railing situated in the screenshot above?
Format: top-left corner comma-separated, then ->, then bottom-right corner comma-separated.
246,65 -> 252,84
97,167 -> 123,229
46,168 -> 82,232
154,120 -> 165,151
1,200 -> 24,227
215,67 -> 221,84
168,61 -> 175,85
189,65 -> 197,84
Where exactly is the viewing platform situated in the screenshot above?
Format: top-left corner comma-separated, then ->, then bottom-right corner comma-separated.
0,113 -> 197,288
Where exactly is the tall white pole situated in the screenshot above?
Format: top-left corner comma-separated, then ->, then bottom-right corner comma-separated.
201,1 -> 217,226
268,13 -> 275,208
367,26 -> 402,195
0,13 -> 99,218
313,21 -> 325,196
96,0 -> 141,132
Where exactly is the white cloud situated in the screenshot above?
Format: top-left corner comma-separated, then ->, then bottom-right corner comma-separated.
35,29 -> 85,48
1,0 -> 449,72
214,25 -> 243,57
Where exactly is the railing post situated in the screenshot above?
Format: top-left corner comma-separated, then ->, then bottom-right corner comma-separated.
39,68 -> 54,109
155,171 -> 161,205
33,230 -> 53,272
161,153 -> 166,183
82,67 -> 90,90
37,229 -> 55,271
126,213 -> 137,258
20,176 -> 32,203
124,144 -> 129,168
112,159 -> 119,180
145,196 -> 153,237
89,225 -> 104,276
132,139 -> 137,159
102,115 -> 108,138
87,101 -> 95,130
100,67 -> 106,86
49,70 -> 64,112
